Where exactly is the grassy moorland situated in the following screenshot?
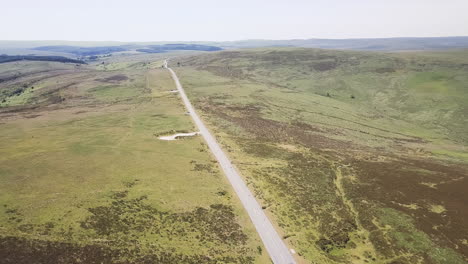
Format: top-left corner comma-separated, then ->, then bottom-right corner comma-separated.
174,48 -> 468,264
0,55 -> 268,263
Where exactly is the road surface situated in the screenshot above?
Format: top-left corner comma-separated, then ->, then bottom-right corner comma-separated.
166,62 -> 296,264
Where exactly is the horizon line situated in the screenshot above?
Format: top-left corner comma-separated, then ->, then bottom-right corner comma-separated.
1,35 -> 468,43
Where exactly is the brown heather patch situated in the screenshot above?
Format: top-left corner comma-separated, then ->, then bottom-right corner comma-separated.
0,236 -> 255,264
95,74 -> 129,83
194,98 -> 467,262
347,157 -> 468,258
200,102 -> 356,153
1,187 -> 254,264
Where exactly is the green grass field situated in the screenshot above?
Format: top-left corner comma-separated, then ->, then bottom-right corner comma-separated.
1,47 -> 467,264
174,48 -> 468,264
0,57 -> 268,263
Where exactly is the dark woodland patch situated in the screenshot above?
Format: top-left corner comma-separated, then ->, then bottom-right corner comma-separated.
0,55 -> 85,64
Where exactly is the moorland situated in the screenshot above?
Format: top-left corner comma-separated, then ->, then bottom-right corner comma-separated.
0,41 -> 467,264
174,47 -> 468,263
0,52 -> 268,263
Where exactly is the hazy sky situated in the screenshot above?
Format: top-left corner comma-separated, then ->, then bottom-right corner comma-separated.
1,0 -> 467,41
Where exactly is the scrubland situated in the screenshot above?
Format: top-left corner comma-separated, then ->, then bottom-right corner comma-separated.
174,48 -> 468,264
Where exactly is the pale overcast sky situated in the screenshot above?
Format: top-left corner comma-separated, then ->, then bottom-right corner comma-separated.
1,0 -> 467,41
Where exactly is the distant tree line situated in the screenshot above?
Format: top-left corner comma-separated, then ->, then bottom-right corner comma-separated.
33,44 -> 222,56
0,55 -> 85,64
33,46 -> 127,56
137,44 -> 222,53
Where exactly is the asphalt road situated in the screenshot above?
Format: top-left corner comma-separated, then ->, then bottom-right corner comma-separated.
166,62 -> 296,264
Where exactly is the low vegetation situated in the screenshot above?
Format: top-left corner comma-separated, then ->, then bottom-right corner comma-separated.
1,45 -> 466,264
32,45 -> 128,56
137,44 -> 222,53
0,54 -> 84,64
33,44 -> 222,56
0,54 -> 266,263
175,47 -> 468,263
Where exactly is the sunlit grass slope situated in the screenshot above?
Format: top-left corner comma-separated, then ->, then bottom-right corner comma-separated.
0,57 -> 267,263
174,48 -> 468,264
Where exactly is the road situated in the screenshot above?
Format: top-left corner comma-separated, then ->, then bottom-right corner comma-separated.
166,61 -> 296,264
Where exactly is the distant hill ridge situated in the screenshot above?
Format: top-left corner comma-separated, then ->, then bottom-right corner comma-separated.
33,46 -> 127,56
221,36 -> 468,50
0,54 -> 85,64
33,44 -> 223,56
1,37 -> 468,52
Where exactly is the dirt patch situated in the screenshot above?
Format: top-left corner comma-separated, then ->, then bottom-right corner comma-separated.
95,74 -> 129,83
158,132 -> 200,140
190,160 -> 216,173
308,60 -> 337,71
375,67 -> 397,73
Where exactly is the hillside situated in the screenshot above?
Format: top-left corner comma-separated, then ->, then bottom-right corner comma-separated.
1,46 -> 466,264
2,37 -> 468,54
0,55 -> 84,65
0,54 -> 268,263
33,44 -> 222,56
218,36 -> 468,50
174,48 -> 468,263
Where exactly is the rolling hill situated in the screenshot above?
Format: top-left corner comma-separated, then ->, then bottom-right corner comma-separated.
173,47 -> 468,263
2,36 -> 468,54
0,45 -> 466,264
0,53 -> 268,263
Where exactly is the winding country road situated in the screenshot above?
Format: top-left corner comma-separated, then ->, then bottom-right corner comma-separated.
166,61 -> 296,264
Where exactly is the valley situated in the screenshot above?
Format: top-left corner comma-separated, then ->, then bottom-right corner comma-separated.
173,48 -> 468,263
0,54 -> 268,263
0,46 -> 467,264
